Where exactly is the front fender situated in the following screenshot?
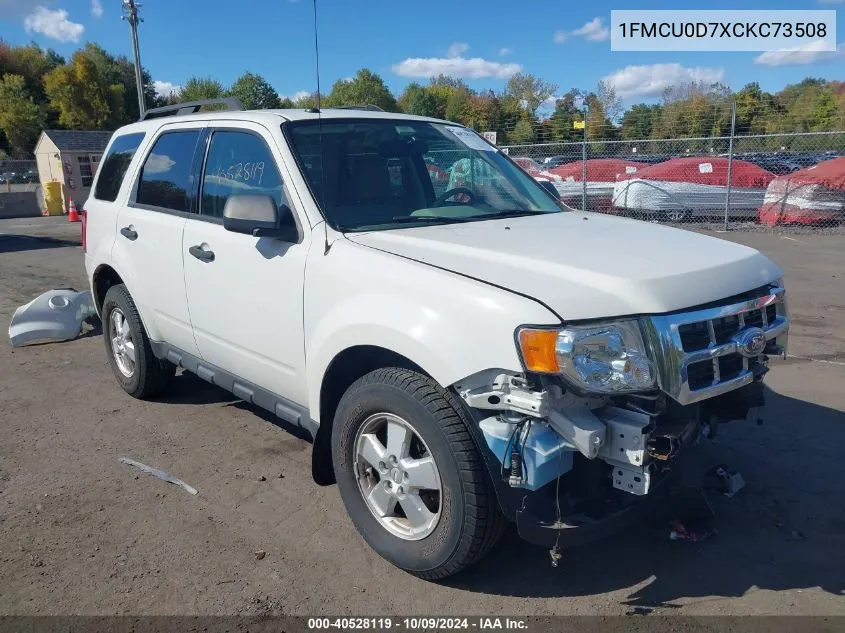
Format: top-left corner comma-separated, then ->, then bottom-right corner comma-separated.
305,240 -> 560,422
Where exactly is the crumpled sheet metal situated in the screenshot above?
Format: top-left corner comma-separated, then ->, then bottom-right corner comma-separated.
9,288 -> 97,347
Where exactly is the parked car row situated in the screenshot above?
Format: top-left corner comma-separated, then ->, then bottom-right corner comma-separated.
510,154 -> 845,226
0,169 -> 38,184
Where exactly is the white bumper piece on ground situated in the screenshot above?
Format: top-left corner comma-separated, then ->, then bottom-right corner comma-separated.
8,288 -> 97,347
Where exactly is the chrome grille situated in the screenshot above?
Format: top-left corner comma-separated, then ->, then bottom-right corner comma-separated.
644,286 -> 788,405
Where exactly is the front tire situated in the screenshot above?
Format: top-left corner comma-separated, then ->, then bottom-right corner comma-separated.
332,368 -> 506,580
102,284 -> 175,399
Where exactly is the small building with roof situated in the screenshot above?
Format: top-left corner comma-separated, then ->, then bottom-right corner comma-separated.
34,129 -> 113,212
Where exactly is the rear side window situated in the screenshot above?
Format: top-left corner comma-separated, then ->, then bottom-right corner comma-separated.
200,130 -> 286,219
93,133 -> 145,202
136,130 -> 200,212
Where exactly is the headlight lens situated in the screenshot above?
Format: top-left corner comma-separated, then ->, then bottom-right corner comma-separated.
517,320 -> 655,393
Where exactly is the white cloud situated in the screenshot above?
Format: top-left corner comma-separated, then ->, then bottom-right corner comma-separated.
572,17 -> 610,41
499,47 -> 513,56
288,90 -> 312,102
91,0 -> 103,18
392,56 -> 522,80
143,153 -> 176,175
447,42 -> 470,58
601,63 -> 724,99
554,17 -> 609,44
23,6 -> 85,43
152,81 -> 181,98
754,41 -> 844,66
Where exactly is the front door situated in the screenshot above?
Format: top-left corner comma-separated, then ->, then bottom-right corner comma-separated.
182,122 -> 309,406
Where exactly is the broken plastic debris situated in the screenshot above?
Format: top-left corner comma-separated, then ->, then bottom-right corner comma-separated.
669,519 -> 717,542
118,457 -> 198,495
703,464 -> 746,498
666,487 -> 717,542
9,288 -> 97,347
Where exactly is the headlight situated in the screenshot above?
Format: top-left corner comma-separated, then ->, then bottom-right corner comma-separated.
517,320 -> 655,394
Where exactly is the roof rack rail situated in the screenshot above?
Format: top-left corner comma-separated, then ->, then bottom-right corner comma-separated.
333,104 -> 385,112
140,97 -> 245,121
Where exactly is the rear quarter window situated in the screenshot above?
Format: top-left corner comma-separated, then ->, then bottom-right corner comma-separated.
93,133 -> 145,202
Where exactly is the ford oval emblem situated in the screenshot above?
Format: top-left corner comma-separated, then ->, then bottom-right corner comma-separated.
736,327 -> 766,358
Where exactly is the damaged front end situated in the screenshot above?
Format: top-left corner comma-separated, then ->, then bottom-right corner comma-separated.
455,282 -> 788,550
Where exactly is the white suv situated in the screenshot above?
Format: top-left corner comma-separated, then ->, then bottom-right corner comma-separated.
84,100 -> 789,579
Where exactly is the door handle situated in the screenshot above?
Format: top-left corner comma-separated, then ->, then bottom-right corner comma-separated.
189,244 -> 215,263
120,226 -> 138,241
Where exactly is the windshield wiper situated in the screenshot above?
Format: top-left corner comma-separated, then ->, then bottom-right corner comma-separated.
390,210 -> 549,224
461,210 -> 549,221
389,215 -> 474,224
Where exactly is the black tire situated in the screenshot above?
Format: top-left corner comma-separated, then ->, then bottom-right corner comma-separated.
102,284 -> 175,399
332,367 -> 507,580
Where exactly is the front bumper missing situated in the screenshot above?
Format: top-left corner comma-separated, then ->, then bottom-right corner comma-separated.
515,471 -> 673,549
506,378 -> 767,549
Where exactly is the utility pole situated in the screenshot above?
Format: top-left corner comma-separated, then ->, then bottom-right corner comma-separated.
122,0 -> 146,118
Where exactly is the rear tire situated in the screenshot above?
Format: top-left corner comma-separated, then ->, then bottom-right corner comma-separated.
332,367 -> 506,580
102,284 -> 175,399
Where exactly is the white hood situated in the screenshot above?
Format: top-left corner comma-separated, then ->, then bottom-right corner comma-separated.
346,212 -> 782,321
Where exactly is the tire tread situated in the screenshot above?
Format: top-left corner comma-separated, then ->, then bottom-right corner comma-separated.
340,367 -> 507,580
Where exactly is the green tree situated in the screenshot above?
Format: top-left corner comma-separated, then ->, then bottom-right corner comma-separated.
584,92 -> 615,141
44,51 -> 124,129
546,89 -> 583,142
505,72 -> 557,118
278,96 -> 295,109
0,42 -> 63,102
179,77 -> 226,102
398,82 -> 439,117
293,91 -> 320,109
228,72 -> 282,109
324,69 -> 398,111
0,74 -> 44,157
426,75 -> 469,119
596,79 -> 622,122
620,103 -> 662,140
444,88 -> 472,124
80,43 -> 161,122
510,118 -> 536,144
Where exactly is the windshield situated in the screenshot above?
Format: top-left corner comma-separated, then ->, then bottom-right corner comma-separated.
286,119 -> 562,231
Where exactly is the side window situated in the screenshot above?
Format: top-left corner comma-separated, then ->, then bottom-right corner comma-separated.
136,130 -> 200,212
93,132 -> 145,202
201,131 -> 288,221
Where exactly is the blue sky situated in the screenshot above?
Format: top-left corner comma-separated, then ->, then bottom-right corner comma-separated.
1,0 -> 843,106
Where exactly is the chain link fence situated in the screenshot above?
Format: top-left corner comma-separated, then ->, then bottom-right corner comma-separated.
0,159 -> 39,189
490,91 -> 845,233
501,131 -> 844,232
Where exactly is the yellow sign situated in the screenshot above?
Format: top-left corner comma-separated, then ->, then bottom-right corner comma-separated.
573,120 -> 585,130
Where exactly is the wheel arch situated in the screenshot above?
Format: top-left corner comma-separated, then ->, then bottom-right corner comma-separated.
92,264 -> 125,316
311,345 -> 428,486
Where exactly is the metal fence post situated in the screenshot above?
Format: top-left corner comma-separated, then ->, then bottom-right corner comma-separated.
723,100 -> 737,231
581,106 -> 588,212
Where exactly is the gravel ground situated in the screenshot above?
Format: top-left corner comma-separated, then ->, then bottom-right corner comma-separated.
0,217 -> 843,616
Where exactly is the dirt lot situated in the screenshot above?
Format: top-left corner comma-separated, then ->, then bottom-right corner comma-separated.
0,217 -> 843,616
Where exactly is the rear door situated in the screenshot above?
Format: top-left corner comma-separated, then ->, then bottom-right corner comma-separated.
110,122 -> 205,355
182,121 -> 309,405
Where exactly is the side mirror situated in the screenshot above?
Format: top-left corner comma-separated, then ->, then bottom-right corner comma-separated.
222,194 -> 298,241
537,179 -> 560,200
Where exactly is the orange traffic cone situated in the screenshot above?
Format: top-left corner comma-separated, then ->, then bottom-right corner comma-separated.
67,198 -> 80,223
